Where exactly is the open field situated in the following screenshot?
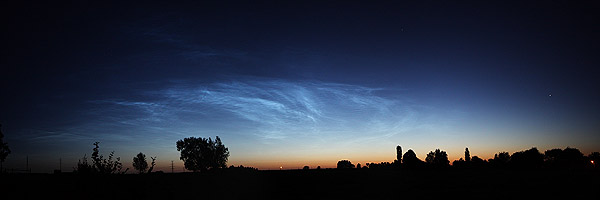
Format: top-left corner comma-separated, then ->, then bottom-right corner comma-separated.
2,169 -> 598,199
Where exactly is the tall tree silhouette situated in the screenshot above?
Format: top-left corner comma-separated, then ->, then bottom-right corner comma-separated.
465,147 -> 471,162
0,124 -> 10,173
396,145 -> 402,163
132,152 -> 148,174
176,136 -> 229,172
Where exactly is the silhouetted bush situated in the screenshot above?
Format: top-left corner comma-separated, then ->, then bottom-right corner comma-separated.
337,160 -> 354,169
303,166 -> 310,170
176,136 -> 229,172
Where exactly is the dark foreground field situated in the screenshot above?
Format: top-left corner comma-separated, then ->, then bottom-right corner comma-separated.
2,169 -> 599,199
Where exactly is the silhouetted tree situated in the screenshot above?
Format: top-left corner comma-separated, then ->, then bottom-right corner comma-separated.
544,147 -> 585,169
356,163 -> 361,169
0,124 -> 11,173
133,152 -> 148,174
402,149 -> 423,168
465,147 -> 471,162
510,147 -> 544,169
452,158 -> 466,168
560,147 -> 585,168
337,160 -> 354,169
176,136 -> 229,172
147,156 -> 156,173
544,148 -> 563,163
303,166 -> 310,170
426,149 -> 450,167
316,166 -> 321,170
92,142 -> 127,174
489,152 -> 510,168
470,156 -> 487,168
396,145 -> 402,163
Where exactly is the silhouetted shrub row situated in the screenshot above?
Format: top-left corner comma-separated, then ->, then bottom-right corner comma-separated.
338,146 -> 600,170
229,165 -> 258,171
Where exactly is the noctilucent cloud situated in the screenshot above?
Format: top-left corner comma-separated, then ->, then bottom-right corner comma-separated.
2,1 -> 599,172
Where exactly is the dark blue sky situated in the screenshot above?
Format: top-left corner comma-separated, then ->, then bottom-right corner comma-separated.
2,1 -> 599,172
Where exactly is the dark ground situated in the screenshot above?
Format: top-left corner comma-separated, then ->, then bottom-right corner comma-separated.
2,169 -> 599,199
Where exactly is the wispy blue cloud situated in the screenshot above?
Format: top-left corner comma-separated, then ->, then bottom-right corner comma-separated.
19,77 -> 448,150
82,78 -> 437,144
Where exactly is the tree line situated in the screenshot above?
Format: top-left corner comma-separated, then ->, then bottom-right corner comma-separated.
1,124 -> 599,174
337,145 -> 600,170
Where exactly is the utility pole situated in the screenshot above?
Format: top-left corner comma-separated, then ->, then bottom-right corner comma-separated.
59,158 -> 62,172
26,155 -> 29,173
171,160 -> 174,173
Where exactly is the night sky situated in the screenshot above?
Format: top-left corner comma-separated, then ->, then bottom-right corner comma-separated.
2,1 -> 599,172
